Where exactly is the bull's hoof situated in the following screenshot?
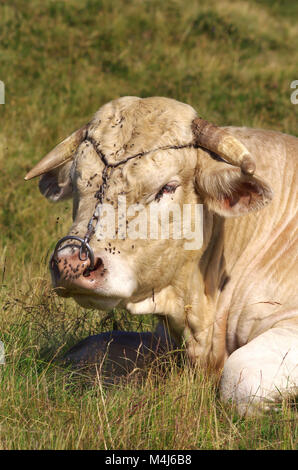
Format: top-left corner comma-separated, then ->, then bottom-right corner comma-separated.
60,331 -> 176,383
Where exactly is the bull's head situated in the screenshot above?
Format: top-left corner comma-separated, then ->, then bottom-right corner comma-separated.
25,97 -> 272,326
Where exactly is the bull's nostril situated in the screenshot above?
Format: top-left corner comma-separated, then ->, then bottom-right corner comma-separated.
94,258 -> 103,270
83,257 -> 103,277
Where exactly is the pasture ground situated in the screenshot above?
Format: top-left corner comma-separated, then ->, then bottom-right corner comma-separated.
0,0 -> 297,449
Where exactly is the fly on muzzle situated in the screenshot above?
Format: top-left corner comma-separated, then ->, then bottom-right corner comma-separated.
50,235 -> 96,274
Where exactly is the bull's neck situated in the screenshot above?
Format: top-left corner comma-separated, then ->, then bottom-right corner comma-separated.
126,212 -> 227,368
163,212 -> 227,367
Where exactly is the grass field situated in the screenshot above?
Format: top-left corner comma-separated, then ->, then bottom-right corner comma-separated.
0,0 -> 297,450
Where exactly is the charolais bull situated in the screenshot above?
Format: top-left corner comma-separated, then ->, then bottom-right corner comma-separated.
25,96 -> 298,414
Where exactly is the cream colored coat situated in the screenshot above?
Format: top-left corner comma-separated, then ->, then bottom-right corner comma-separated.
26,97 -> 298,414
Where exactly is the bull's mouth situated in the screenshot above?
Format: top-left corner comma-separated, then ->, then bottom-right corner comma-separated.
50,241 -> 138,310
54,286 -> 122,310
73,293 -> 121,310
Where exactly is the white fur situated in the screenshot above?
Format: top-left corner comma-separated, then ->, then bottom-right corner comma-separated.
32,97 -> 298,415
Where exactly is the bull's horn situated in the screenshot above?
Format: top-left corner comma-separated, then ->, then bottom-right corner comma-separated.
192,117 -> 256,175
24,125 -> 87,180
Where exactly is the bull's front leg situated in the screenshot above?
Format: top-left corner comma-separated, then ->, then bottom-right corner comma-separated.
219,320 -> 298,415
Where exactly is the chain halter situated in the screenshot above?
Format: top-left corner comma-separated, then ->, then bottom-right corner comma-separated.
50,133 -> 194,271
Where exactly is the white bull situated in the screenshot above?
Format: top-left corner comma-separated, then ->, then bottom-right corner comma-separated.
25,96 -> 298,415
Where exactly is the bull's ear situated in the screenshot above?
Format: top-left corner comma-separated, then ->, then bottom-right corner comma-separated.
39,160 -> 73,202
195,160 -> 273,217
24,124 -> 87,201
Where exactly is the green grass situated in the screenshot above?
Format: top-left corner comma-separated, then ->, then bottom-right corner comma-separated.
0,0 -> 297,449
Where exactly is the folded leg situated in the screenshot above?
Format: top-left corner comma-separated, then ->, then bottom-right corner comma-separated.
220,322 -> 298,415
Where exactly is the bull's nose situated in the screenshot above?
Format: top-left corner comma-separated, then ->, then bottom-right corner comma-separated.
50,247 -> 104,290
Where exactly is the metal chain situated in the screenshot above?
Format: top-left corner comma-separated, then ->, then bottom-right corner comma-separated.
50,137 -> 194,271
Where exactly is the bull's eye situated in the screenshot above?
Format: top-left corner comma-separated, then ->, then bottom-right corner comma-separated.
155,183 -> 177,202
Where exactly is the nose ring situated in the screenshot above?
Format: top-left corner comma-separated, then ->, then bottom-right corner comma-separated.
49,235 -> 95,271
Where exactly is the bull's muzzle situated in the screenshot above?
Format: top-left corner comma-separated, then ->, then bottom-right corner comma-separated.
50,235 -> 96,271
49,234 -> 107,296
